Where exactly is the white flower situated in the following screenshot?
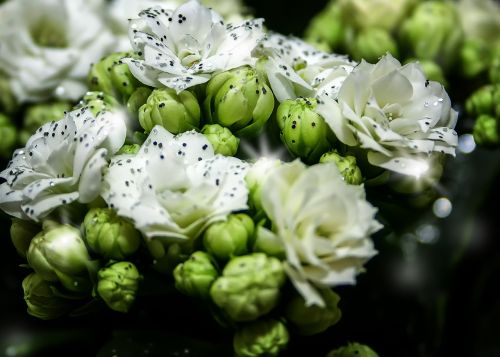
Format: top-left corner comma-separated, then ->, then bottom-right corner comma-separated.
317,54 -> 458,177
0,108 -> 127,221
0,0 -> 115,102
259,160 -> 381,307
124,0 -> 264,93
260,33 -> 355,102
109,0 -> 248,51
102,125 -> 249,241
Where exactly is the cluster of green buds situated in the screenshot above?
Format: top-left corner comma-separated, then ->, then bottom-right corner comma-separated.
87,52 -> 141,102
97,261 -> 141,313
83,208 -> 141,260
327,342 -> 379,357
277,97 -> 332,163
19,102 -> 71,145
320,150 -> 363,185
22,273 -> 81,320
203,214 -> 254,261
210,253 -> 286,321
400,1 -> 464,71
201,124 -> 240,156
459,38 -> 492,79
173,251 -> 219,299
138,88 -> 200,134
233,319 -> 289,357
27,223 -> 97,295
0,113 -> 17,158
74,91 -> 119,116
467,84 -> 500,146
284,289 -> 342,336
204,66 -> 275,137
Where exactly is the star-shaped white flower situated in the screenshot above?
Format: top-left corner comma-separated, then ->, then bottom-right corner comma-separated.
0,108 -> 127,221
102,125 -> 249,241
259,33 -> 356,102
317,54 -> 459,177
123,0 -> 264,92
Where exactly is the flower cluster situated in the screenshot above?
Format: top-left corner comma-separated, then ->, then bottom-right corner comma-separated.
0,1 -> 464,356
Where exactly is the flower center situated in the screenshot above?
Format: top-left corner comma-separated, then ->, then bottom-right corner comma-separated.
30,18 -> 67,48
178,48 -> 202,68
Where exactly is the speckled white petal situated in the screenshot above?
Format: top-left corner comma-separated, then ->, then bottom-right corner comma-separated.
21,191 -> 80,221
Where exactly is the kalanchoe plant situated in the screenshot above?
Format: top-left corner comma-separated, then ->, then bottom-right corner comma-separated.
102,125 -> 249,241
19,102 -> 72,145
317,54 -> 458,177
257,161 -> 380,306
0,107 -> 126,221
201,124 -> 240,156
124,0 -> 264,92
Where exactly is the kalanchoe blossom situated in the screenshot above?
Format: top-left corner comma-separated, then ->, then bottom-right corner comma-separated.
124,0 -> 264,93
259,160 -> 381,307
259,33 -> 356,102
317,54 -> 458,177
102,125 -> 249,241
0,108 -> 127,221
0,0 -> 115,102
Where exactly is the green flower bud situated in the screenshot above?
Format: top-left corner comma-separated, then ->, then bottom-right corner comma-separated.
203,214 -> 254,261
83,208 -> 141,260
338,0 -> 416,32
490,56 -> 500,84
22,273 -> 80,320
327,342 -> 379,357
117,144 -> 141,155
285,289 -> 341,336
19,101 -> 71,145
88,52 -> 141,102
304,3 -> 344,50
10,219 -> 40,258
473,114 -> 500,147
204,66 -> 274,137
210,253 -> 286,322
127,87 -> 153,116
27,224 -> 95,294
0,113 -> 17,158
139,88 -> 200,134
233,319 -> 289,357
466,85 -> 500,117
0,71 -> 18,114
350,28 -> 398,63
400,1 -> 464,70
320,151 -> 363,185
460,38 -> 492,79
173,251 -> 219,299
277,97 -> 332,163
201,124 -> 240,156
97,261 -> 141,313
74,91 -> 119,116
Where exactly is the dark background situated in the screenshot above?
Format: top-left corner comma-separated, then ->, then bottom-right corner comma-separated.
1,0 -> 500,356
